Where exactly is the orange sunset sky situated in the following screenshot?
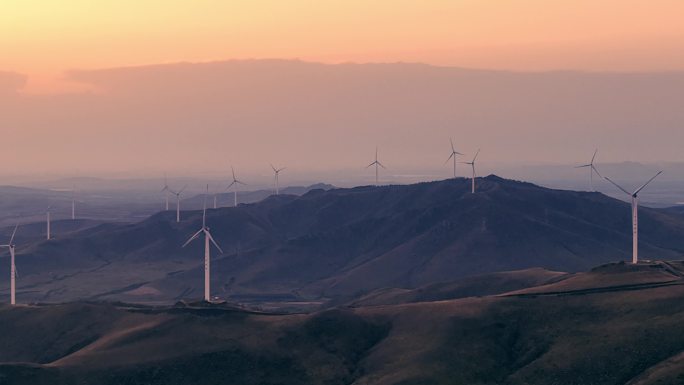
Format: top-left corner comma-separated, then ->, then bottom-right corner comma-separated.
2,1 -> 684,177
3,0 -> 684,93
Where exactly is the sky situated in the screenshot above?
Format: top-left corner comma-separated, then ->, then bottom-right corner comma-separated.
1,1 -> 684,178
3,0 -> 684,93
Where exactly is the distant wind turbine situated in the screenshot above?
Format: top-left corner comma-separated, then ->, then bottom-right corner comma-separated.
444,138 -> 463,178
271,164 -> 286,195
183,185 -> 223,302
1,225 -> 18,305
366,147 -> 386,186
576,149 -> 602,191
227,167 -> 247,207
604,171 -> 663,264
169,185 -> 187,223
161,173 -> 171,211
462,149 -> 480,193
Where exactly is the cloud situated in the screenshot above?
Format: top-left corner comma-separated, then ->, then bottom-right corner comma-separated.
3,60 -> 684,177
0,71 -> 27,93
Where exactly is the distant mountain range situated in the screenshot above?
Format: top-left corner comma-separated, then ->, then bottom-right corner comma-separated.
181,183 -> 335,208
2,176 -> 684,306
0,183 -> 333,227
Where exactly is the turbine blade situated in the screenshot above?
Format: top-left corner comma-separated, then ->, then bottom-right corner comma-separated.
236,180 -> 247,185
591,164 -> 603,178
472,149 -> 480,162
182,229 -> 203,248
575,164 -> 591,168
206,230 -> 224,254
278,167 -> 286,172
634,171 -> 663,195
271,164 -> 277,172
9,224 -> 18,244
378,162 -> 387,169
604,177 -> 632,196
203,184 -> 208,227
226,181 -> 236,190
444,153 -> 455,164
365,162 -> 376,168
450,138 -> 455,152
591,149 -> 598,164
231,166 -> 236,180
179,185 -> 188,194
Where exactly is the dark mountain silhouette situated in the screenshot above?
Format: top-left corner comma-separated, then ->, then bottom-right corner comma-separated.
3,261 -> 684,384
2,176 -> 684,305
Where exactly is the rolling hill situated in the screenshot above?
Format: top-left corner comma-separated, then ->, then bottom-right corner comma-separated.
2,262 -> 684,384
1,176 -> 684,306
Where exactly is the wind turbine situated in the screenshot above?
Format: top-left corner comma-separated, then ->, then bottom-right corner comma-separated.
1,225 -> 18,305
444,138 -> 463,178
271,164 -> 286,195
161,174 -> 171,211
46,205 -> 52,240
183,185 -> 223,302
576,149 -> 602,191
366,147 -> 386,186
169,185 -> 187,223
604,171 -> 663,264
227,167 -> 247,207
462,149 -> 480,193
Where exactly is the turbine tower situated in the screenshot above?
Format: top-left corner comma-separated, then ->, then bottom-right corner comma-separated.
183,185 -> 223,302
366,147 -> 386,186
161,174 -> 171,211
271,164 -> 286,195
576,149 -> 602,191
71,185 -> 76,220
604,171 -> 663,264
462,149 -> 480,193
1,225 -> 18,305
46,205 -> 52,240
227,167 -> 247,207
444,138 -> 463,178
169,185 -> 187,223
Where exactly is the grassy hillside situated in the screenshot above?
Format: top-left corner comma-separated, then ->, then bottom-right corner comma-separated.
2,262 -> 684,384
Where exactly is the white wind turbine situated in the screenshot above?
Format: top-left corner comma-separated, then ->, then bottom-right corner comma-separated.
227,167 -> 247,207
169,185 -> 187,223
444,138 -> 463,178
462,149 -> 480,193
366,147 -> 386,186
604,171 -> 663,264
183,185 -> 223,302
576,149 -> 602,191
161,174 -> 171,211
271,164 -> 286,195
1,225 -> 18,305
